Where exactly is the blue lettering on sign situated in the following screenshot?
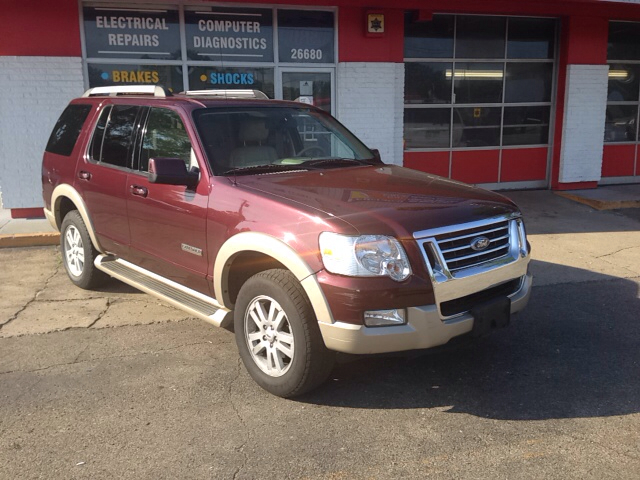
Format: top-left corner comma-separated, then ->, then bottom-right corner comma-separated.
210,72 -> 254,85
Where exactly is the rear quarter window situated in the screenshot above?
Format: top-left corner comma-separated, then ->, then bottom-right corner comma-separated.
45,104 -> 92,156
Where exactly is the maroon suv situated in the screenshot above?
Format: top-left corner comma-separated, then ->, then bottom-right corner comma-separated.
42,85 -> 532,397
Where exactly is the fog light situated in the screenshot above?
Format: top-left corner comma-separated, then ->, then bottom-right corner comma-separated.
363,309 -> 406,327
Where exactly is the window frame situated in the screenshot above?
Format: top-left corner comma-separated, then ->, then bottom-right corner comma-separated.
80,2 -> 338,100
403,14 -> 557,153
87,103 -> 145,171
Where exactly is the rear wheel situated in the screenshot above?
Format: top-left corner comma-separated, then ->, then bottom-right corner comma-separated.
234,269 -> 335,397
60,210 -> 108,290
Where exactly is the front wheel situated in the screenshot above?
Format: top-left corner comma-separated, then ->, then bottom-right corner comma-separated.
234,269 -> 335,397
60,210 -> 108,290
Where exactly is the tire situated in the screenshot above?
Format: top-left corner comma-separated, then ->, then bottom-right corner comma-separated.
60,210 -> 108,290
234,269 -> 335,398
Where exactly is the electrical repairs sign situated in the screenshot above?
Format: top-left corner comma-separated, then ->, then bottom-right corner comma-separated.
83,7 -> 181,59
184,7 -> 273,62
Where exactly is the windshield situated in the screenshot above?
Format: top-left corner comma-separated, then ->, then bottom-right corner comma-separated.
192,106 -> 375,175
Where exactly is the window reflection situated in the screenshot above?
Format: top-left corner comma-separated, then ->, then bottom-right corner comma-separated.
403,14 -> 555,152
404,109 -> 452,149
454,63 -> 504,104
453,107 -> 501,147
405,63 -> 452,104
503,106 -> 550,146
605,105 -> 638,142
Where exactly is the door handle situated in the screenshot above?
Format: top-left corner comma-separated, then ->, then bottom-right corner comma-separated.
78,171 -> 91,181
130,185 -> 148,198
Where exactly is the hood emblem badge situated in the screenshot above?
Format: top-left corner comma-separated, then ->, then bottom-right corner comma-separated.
470,236 -> 491,251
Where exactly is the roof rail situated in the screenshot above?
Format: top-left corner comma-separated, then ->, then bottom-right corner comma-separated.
82,85 -> 172,98
179,89 -> 269,100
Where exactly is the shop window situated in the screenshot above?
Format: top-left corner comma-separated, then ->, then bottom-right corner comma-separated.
606,22 -> 640,146
188,67 -> 275,98
184,7 -> 274,62
502,106 -> 551,146
82,4 -> 336,105
404,108 -> 452,149
453,107 -> 501,147
278,10 -> 334,64
83,6 -> 181,60
453,62 -> 504,104
507,18 -> 556,59
608,22 -> 640,61
455,16 -> 506,59
404,13 -> 454,59
608,64 -> 640,101
404,14 -> 556,151
505,63 -> 553,103
404,63 -> 452,104
87,64 -> 183,92
605,105 -> 638,143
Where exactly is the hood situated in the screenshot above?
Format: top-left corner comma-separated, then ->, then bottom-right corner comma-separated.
235,165 -> 520,238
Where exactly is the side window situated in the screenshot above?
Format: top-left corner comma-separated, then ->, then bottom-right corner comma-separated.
88,106 -> 111,162
140,108 -> 192,172
45,104 -> 92,156
100,105 -> 140,168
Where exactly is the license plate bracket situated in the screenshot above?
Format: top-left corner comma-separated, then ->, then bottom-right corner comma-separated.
470,296 -> 511,337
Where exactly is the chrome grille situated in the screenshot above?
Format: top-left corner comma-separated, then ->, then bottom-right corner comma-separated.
427,219 -> 511,272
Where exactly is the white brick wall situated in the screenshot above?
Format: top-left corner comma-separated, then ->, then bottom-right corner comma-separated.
336,62 -> 404,166
559,64 -> 609,183
0,56 -> 84,209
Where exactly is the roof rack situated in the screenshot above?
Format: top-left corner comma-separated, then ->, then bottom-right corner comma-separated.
82,85 -> 172,98
179,89 -> 269,100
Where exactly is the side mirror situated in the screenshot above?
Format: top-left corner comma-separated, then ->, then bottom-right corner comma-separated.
148,158 -> 198,188
371,148 -> 383,164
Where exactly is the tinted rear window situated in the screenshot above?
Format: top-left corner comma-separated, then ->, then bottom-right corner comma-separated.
45,104 -> 92,156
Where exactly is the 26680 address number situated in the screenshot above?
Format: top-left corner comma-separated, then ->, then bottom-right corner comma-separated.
290,48 -> 323,61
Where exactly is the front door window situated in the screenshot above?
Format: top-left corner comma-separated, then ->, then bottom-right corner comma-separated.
281,71 -> 332,113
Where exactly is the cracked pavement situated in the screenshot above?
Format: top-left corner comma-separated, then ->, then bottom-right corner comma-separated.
1,191 -> 640,479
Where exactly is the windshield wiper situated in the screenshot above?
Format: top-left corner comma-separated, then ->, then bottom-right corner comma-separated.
223,164 -> 308,176
300,158 -> 371,168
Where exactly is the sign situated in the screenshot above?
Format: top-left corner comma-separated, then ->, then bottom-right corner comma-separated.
87,63 -> 184,91
188,67 -> 275,98
184,7 -> 273,62
83,7 -> 181,59
300,81 -> 313,96
277,10 -> 334,63
367,13 -> 385,34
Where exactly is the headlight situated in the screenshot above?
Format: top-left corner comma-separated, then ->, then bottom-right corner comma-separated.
319,232 -> 411,282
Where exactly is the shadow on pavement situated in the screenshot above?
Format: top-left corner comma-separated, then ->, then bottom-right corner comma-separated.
504,190 -> 640,235
299,260 -> 640,421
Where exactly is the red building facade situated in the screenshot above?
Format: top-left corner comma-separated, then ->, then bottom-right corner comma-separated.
1,0 -> 640,216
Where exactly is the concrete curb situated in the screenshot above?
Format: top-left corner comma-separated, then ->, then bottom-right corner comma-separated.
554,191 -> 640,211
0,232 -> 60,248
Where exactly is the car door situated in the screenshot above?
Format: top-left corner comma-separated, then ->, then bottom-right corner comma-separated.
125,106 -> 210,295
75,103 -> 142,256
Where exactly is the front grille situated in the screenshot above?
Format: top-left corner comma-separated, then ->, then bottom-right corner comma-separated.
440,278 -> 521,317
428,219 -> 511,272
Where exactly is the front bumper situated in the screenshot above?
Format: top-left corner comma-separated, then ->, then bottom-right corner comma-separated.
318,271 -> 532,354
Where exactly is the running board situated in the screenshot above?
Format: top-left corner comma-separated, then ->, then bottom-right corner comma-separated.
95,255 -> 231,327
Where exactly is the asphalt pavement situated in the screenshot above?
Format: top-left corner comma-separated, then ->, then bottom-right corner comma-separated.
1,189 -> 639,479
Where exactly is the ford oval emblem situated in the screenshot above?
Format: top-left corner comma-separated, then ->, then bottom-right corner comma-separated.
470,236 -> 491,251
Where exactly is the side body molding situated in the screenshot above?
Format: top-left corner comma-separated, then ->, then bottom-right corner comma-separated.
213,232 -> 335,325
48,184 -> 105,253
